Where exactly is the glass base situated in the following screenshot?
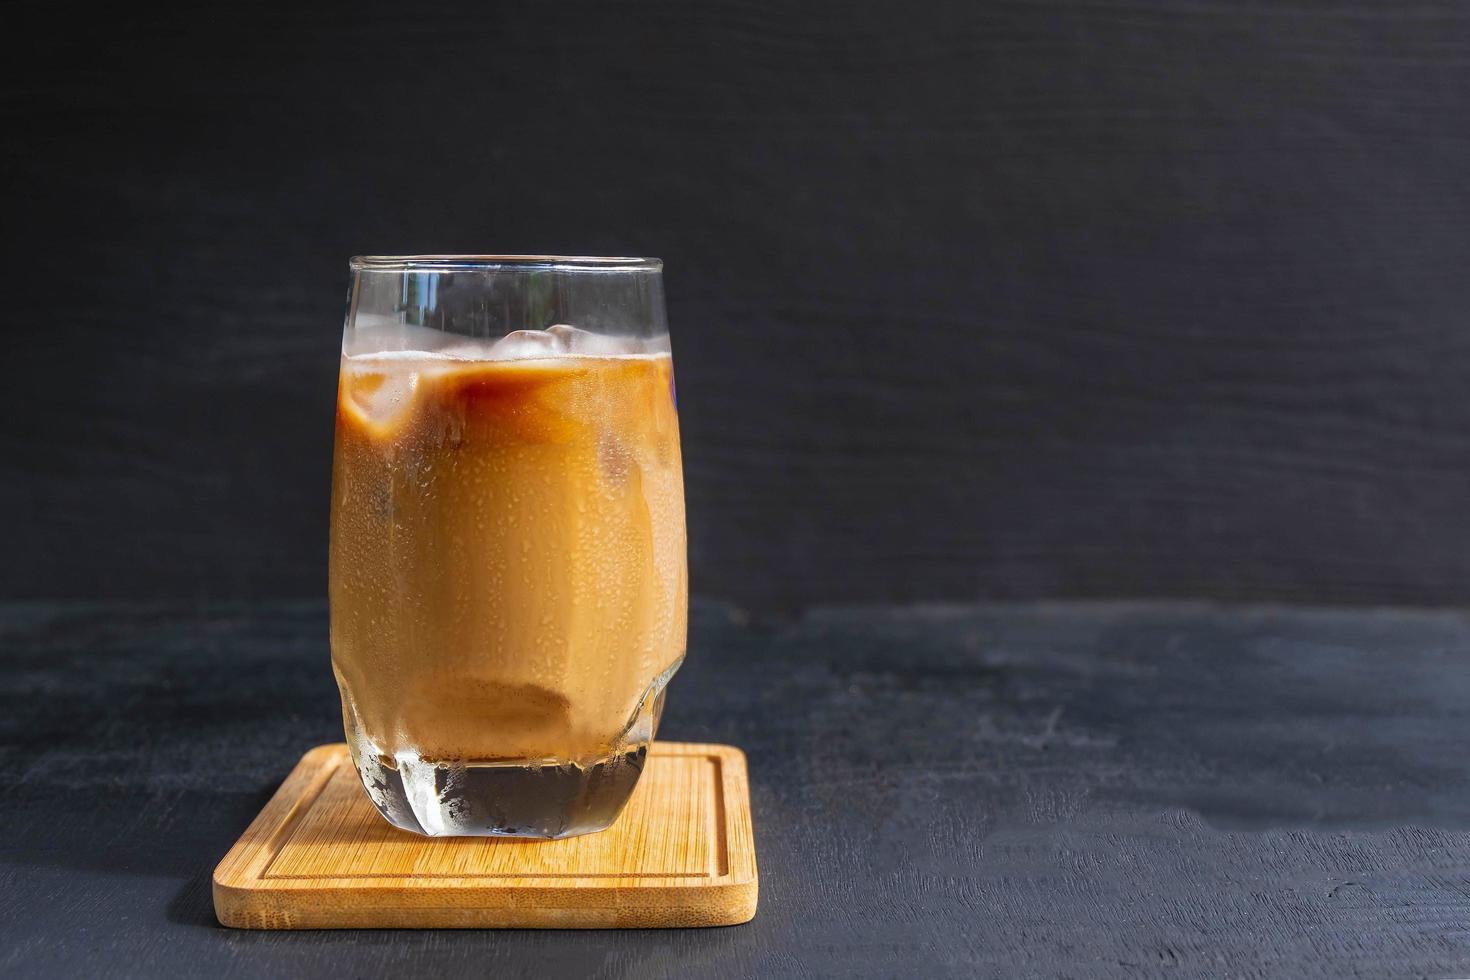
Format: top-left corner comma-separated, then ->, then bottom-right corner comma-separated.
349,746 -> 650,838
341,660 -> 680,839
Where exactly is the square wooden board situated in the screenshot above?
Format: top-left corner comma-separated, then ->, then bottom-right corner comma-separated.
213,742 -> 757,929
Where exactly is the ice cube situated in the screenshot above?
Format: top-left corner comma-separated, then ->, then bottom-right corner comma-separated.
546,324 -> 634,356
343,361 -> 419,425
490,329 -> 565,360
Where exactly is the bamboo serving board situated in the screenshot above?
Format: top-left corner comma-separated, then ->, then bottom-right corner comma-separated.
213,742 -> 757,929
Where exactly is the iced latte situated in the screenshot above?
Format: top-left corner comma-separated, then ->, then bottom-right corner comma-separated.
330,288 -> 686,838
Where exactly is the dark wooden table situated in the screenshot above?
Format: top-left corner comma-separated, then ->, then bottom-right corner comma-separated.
4,600 -> 1470,978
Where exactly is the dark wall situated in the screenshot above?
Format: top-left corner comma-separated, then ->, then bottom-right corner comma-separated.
6,1 -> 1470,609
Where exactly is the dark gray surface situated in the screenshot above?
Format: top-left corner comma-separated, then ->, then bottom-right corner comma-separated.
4,599 -> 1470,978
7,1 -> 1470,610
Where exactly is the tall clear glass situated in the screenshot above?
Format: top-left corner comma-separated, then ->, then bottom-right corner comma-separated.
329,256 -> 686,838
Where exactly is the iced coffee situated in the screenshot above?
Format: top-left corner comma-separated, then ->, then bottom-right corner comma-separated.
330,259 -> 685,838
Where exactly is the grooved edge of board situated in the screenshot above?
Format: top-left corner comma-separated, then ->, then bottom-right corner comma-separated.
212,742 -> 757,929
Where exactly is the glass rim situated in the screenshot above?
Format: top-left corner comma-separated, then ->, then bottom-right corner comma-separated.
350,254 -> 662,273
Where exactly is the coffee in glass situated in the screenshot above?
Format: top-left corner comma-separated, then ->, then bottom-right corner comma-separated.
329,256 -> 685,838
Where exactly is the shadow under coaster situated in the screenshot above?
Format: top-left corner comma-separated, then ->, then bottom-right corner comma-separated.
213,742 -> 757,929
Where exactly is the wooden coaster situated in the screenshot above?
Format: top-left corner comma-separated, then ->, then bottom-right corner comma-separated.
213,742 -> 757,929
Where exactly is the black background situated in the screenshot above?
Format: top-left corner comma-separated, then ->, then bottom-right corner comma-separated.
6,0 -> 1470,610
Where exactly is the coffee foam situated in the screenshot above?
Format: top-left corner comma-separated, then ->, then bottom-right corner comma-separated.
344,323 -> 669,363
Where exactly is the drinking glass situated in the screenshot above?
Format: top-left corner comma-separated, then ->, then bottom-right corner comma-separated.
329,255 -> 686,838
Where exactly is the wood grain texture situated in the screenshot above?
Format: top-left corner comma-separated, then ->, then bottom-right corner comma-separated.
8,599 -> 1470,977
212,742 -> 757,929
6,0 -> 1470,609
